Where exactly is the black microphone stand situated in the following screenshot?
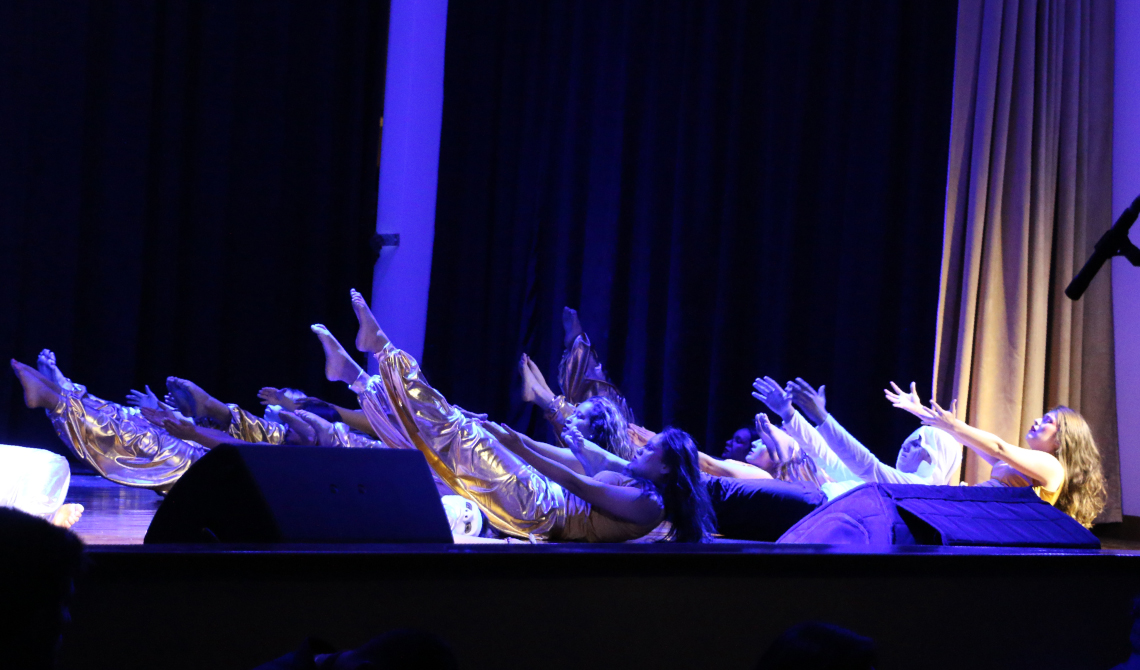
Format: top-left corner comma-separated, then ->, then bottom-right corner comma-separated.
1065,193 -> 1140,301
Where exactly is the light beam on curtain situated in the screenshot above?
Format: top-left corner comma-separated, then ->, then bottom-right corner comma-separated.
934,0 -> 1120,521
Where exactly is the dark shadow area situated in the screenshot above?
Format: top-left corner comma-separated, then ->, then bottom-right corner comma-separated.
0,1 -> 390,461
427,0 -> 959,461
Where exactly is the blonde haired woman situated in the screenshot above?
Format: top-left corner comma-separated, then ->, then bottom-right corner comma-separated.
884,382 -> 1105,527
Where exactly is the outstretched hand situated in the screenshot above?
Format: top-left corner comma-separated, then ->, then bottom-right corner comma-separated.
258,387 -> 304,410
628,424 -> 656,447
482,421 -> 525,452
919,400 -> 958,432
140,406 -> 200,441
126,385 -> 160,410
785,378 -> 827,425
883,381 -> 927,419
752,376 -> 793,422
457,406 -> 488,421
561,425 -> 585,456
294,409 -> 337,447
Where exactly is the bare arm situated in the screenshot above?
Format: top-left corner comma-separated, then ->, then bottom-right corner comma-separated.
698,452 -> 772,480
560,426 -> 628,476
330,406 -> 377,437
140,407 -> 234,449
513,431 -> 586,474
486,423 -> 662,525
885,387 -> 1064,490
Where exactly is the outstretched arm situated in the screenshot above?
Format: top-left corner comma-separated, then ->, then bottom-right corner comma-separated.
560,425 -> 628,476
485,422 -> 662,525
511,430 -> 586,474
884,387 -> 1064,490
140,407 -> 234,449
698,452 -> 772,480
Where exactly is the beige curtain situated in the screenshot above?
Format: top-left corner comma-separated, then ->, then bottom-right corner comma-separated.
933,0 -> 1121,521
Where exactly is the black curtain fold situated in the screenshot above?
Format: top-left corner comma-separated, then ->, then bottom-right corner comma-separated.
0,1 -> 388,455
426,0 -> 959,460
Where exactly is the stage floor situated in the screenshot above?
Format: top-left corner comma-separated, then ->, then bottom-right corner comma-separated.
57,475 -> 1140,669
66,473 -> 1140,551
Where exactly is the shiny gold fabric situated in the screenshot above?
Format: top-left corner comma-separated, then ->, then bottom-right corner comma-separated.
331,422 -> 385,449
225,405 -> 286,444
557,333 -> 635,422
357,344 -> 569,539
48,385 -> 206,492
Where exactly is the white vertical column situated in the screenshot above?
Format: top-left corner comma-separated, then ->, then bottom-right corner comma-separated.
1113,0 -> 1140,516
371,0 -> 449,364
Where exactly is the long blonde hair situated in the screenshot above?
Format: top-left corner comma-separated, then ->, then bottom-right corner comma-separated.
582,396 -> 634,461
1051,406 -> 1105,528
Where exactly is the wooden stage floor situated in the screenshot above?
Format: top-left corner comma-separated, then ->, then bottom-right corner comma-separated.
53,475 -> 1140,669
66,474 -> 162,545
66,473 -> 1140,550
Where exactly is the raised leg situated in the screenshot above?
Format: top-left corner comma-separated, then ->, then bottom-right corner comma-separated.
11,360 -> 62,410
277,411 -> 317,446
350,288 -> 389,353
36,349 -> 73,391
562,306 -> 584,349
519,354 -> 555,408
311,324 -> 366,385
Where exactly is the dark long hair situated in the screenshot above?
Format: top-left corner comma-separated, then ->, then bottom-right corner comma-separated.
654,428 -> 717,543
295,397 -> 340,424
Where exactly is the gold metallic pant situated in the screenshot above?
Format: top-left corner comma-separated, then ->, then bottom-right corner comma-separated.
49,385 -> 206,492
356,344 -> 567,538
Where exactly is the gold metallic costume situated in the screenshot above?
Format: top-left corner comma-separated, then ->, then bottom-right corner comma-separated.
224,405 -> 287,444
48,385 -> 206,492
331,422 -> 385,449
356,344 -> 659,541
548,332 -> 635,423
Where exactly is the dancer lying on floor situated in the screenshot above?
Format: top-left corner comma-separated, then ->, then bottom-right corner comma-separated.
517,310 -> 817,482
11,351 -> 206,492
752,377 -> 961,493
141,401 -> 372,451
884,386 -> 1105,527
311,290 -> 715,542
518,315 -> 827,539
0,444 -> 83,529
257,387 -> 378,438
160,375 -> 383,448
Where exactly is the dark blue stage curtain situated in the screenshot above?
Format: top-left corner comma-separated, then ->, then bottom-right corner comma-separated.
0,2 -> 388,454
425,0 -> 959,460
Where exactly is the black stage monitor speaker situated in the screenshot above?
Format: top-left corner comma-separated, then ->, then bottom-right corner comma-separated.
777,483 -> 1100,549
145,445 -> 453,544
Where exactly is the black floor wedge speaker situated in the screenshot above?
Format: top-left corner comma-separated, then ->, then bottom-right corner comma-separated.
777,483 -> 1099,549
144,444 -> 453,544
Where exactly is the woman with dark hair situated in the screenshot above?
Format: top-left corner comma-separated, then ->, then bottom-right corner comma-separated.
312,289 -> 715,542
885,383 -> 1106,527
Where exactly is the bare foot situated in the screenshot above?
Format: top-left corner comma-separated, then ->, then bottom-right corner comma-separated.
36,349 -> 73,391
562,307 -> 584,349
294,409 -> 337,446
165,377 -> 231,424
519,354 -> 554,408
11,360 -> 62,410
525,355 -> 554,396
350,289 -> 389,353
519,355 -> 537,403
50,503 -> 84,529
278,411 -> 317,446
311,324 -> 365,385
